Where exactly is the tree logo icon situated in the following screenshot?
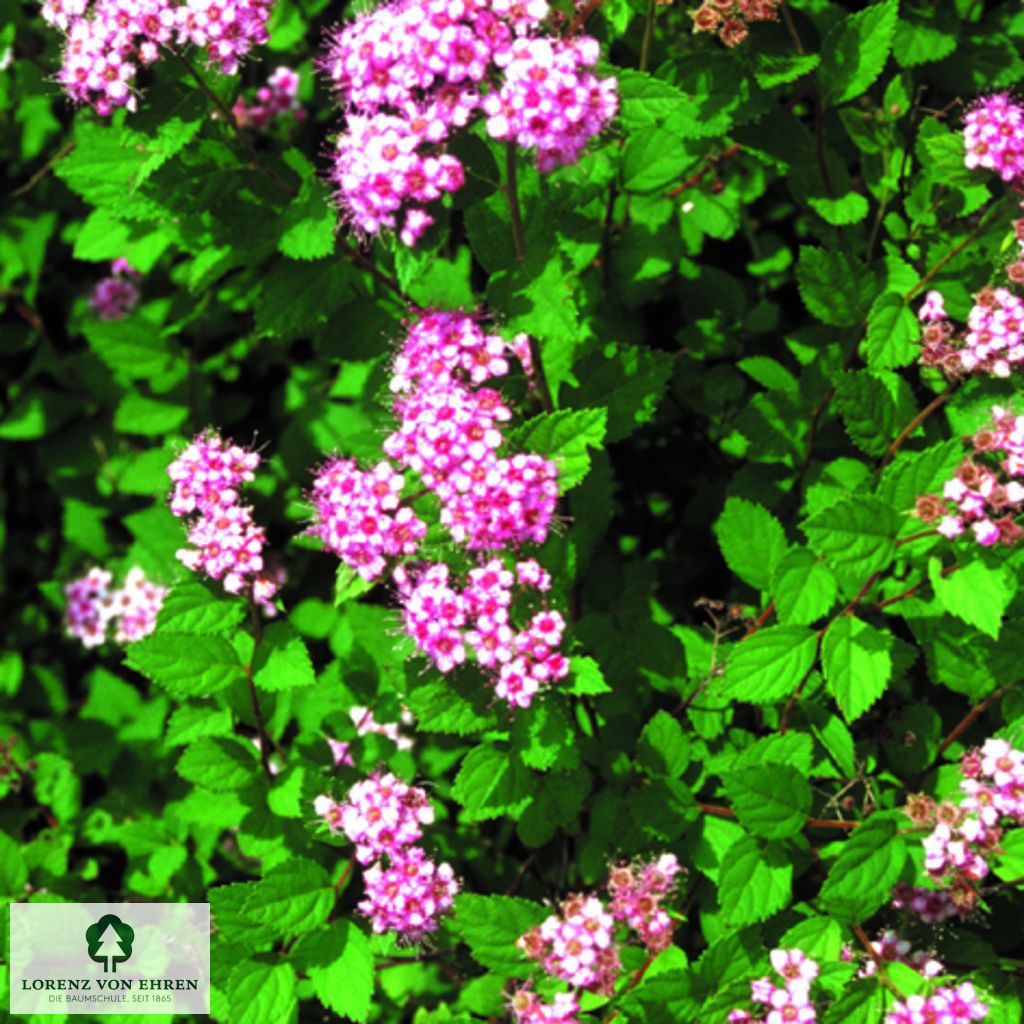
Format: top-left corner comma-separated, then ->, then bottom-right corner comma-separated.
85,914 -> 135,973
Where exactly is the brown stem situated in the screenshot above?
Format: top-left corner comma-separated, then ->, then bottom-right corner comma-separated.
745,599 -> 776,637
601,951 -> 657,1024
244,598 -> 272,782
895,528 -> 939,546
698,805 -> 857,830
337,237 -> 404,299
779,0 -> 805,53
11,139 -> 77,198
528,336 -> 555,414
935,682 -> 1019,760
505,143 -> 526,263
852,925 -> 904,997
665,144 -> 743,198
904,205 -> 1004,301
881,387 -> 954,466
567,0 -> 604,36
875,564 -> 958,609
638,0 -> 656,73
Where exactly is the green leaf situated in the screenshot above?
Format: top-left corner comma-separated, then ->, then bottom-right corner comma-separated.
779,916 -> 844,962
722,764 -> 811,839
156,581 -> 246,634
822,616 -> 893,722
55,121 -> 148,209
243,858 -> 335,937
253,621 -> 316,691
833,369 -> 911,457
514,408 -> 607,493
821,981 -> 885,1024
772,549 -> 839,625
114,393 -> 189,436
638,710 -> 691,777
877,439 -> 962,513
992,828 -> 1024,884
164,703 -> 234,747
83,320 -> 184,380
118,78 -> 207,182
177,737 -> 257,791
820,0 -> 899,105
0,831 -> 28,896
517,769 -> 591,848
863,292 -> 920,370
714,497 -> 788,591
721,626 -> 819,704
335,564 -> 375,606
751,51 -> 821,89
892,4 -> 959,68
569,655 -> 612,695
277,150 -> 336,260
293,921 -> 373,1022
809,192 -> 869,226
227,961 -> 297,1024
453,745 -> 536,821
512,700 -> 577,772
930,559 -> 1016,640
802,496 -> 899,594
255,258 -> 351,338
125,632 -> 244,698
718,835 -> 792,926
622,127 -> 691,193
819,816 -> 907,923
796,246 -> 873,326
452,894 -> 548,976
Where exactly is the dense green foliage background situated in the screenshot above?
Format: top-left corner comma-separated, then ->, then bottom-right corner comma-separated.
5,0 -> 1024,1021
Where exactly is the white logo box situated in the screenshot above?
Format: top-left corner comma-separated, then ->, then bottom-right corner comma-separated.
9,903 -> 210,1016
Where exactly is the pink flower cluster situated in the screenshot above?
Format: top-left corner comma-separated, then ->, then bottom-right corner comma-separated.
689,0 -> 781,48
41,0 -> 271,114
905,738 -> 1024,911
385,311 -> 559,552
518,895 -> 620,994
607,853 -> 681,952
483,35 -> 618,172
167,430 -> 278,609
914,406 -> 1024,547
394,558 -> 568,708
517,855 -> 681,998
89,259 -> 141,320
309,458 -> 426,581
853,930 -> 943,980
314,771 -> 458,941
65,566 -> 166,648
320,0 -> 617,244
232,65 -> 302,129
729,949 -> 818,1024
919,286 -> 1024,379
886,983 -> 988,1024
510,988 -> 580,1024
963,93 -> 1024,183
890,883 -> 962,925
327,706 -> 415,766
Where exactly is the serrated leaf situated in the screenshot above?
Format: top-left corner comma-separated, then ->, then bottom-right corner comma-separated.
877,439 -> 961,513
165,703 -> 234,747
752,51 -> 821,89
253,621 -> 316,691
177,737 -> 257,791
452,894 -> 548,976
125,632 -> 244,698
255,258 -> 351,338
819,816 -> 907,923
723,763 -> 811,839
809,192 -> 869,226
156,581 -> 246,634
243,858 -> 334,937
512,700 -> 576,772
569,655 -> 612,695
278,149 -> 336,260
802,496 -> 899,592
833,369 -> 911,457
227,961 -> 296,1024
453,745 -> 536,821
820,0 -> 899,105
772,549 -> 839,625
514,408 -> 607,492
83,320 -> 183,380
779,916 -> 844,962
721,626 -> 819,704
930,558 -> 1015,640
892,5 -> 959,68
714,497 -> 788,591
118,78 -> 207,183
863,292 -> 920,370
114,393 -> 189,436
638,710 -> 690,778
335,564 -> 375,606
796,246 -> 873,326
822,616 -> 893,722
404,679 -> 492,735
293,921 -> 373,1022
718,835 -> 792,926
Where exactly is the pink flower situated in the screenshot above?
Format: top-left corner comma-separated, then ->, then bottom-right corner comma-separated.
359,846 -> 459,940
338,771 -> 435,865
65,566 -> 166,648
964,93 -> 1024,183
918,290 -> 947,322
